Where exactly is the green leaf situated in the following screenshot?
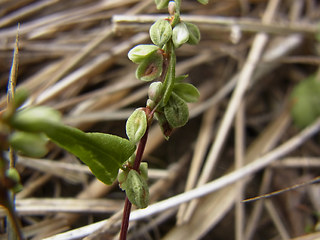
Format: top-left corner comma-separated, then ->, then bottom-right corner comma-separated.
185,22 -> 201,45
164,93 -> 189,128
175,74 -> 188,82
10,107 -> 136,185
290,75 -> 320,128
150,19 -> 172,48
172,22 -> 189,48
49,128 -> 136,185
154,0 -> 170,10
136,50 -> 163,82
128,44 -> 159,64
173,82 -> 200,103
126,108 -> 148,143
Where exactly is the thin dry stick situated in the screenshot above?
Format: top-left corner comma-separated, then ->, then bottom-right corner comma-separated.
112,14 -> 317,36
0,0 -> 59,28
183,0 -> 280,220
265,199 -> 290,240
235,101 -> 245,240
244,168 -> 274,240
176,107 -> 217,225
130,116 -> 320,221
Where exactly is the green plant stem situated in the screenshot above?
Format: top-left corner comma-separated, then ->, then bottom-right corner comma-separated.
120,127 -> 149,240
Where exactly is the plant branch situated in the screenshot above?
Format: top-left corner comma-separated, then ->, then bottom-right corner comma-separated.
120,126 -> 149,240
119,197 -> 132,240
133,127 -> 149,171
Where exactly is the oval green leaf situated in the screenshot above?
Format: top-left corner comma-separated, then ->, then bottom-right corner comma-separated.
185,22 -> 201,45
128,44 -> 159,64
173,82 -> 200,103
150,19 -> 172,48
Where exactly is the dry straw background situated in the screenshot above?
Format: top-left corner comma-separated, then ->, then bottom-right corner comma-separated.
1,0 -> 320,239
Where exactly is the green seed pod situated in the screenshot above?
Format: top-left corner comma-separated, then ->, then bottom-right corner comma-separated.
164,93 -> 189,128
173,82 -> 200,103
9,131 -> 48,158
185,22 -> 201,45
128,44 -> 159,64
172,22 -> 189,48
136,50 -> 163,82
148,81 -> 163,102
150,19 -> 172,48
10,106 -> 61,133
126,108 -> 148,143
122,169 -> 149,209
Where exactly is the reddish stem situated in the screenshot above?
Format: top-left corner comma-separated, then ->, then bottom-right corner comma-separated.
133,127 -> 149,171
119,197 -> 132,240
119,127 -> 149,240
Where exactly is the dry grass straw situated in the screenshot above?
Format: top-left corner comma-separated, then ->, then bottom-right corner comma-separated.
1,0 -> 320,239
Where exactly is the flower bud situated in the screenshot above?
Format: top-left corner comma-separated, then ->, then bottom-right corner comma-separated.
146,99 -> 156,109
148,81 -> 163,102
168,1 -> 176,15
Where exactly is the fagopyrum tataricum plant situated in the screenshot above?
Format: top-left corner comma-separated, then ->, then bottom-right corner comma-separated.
0,0 -> 206,239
